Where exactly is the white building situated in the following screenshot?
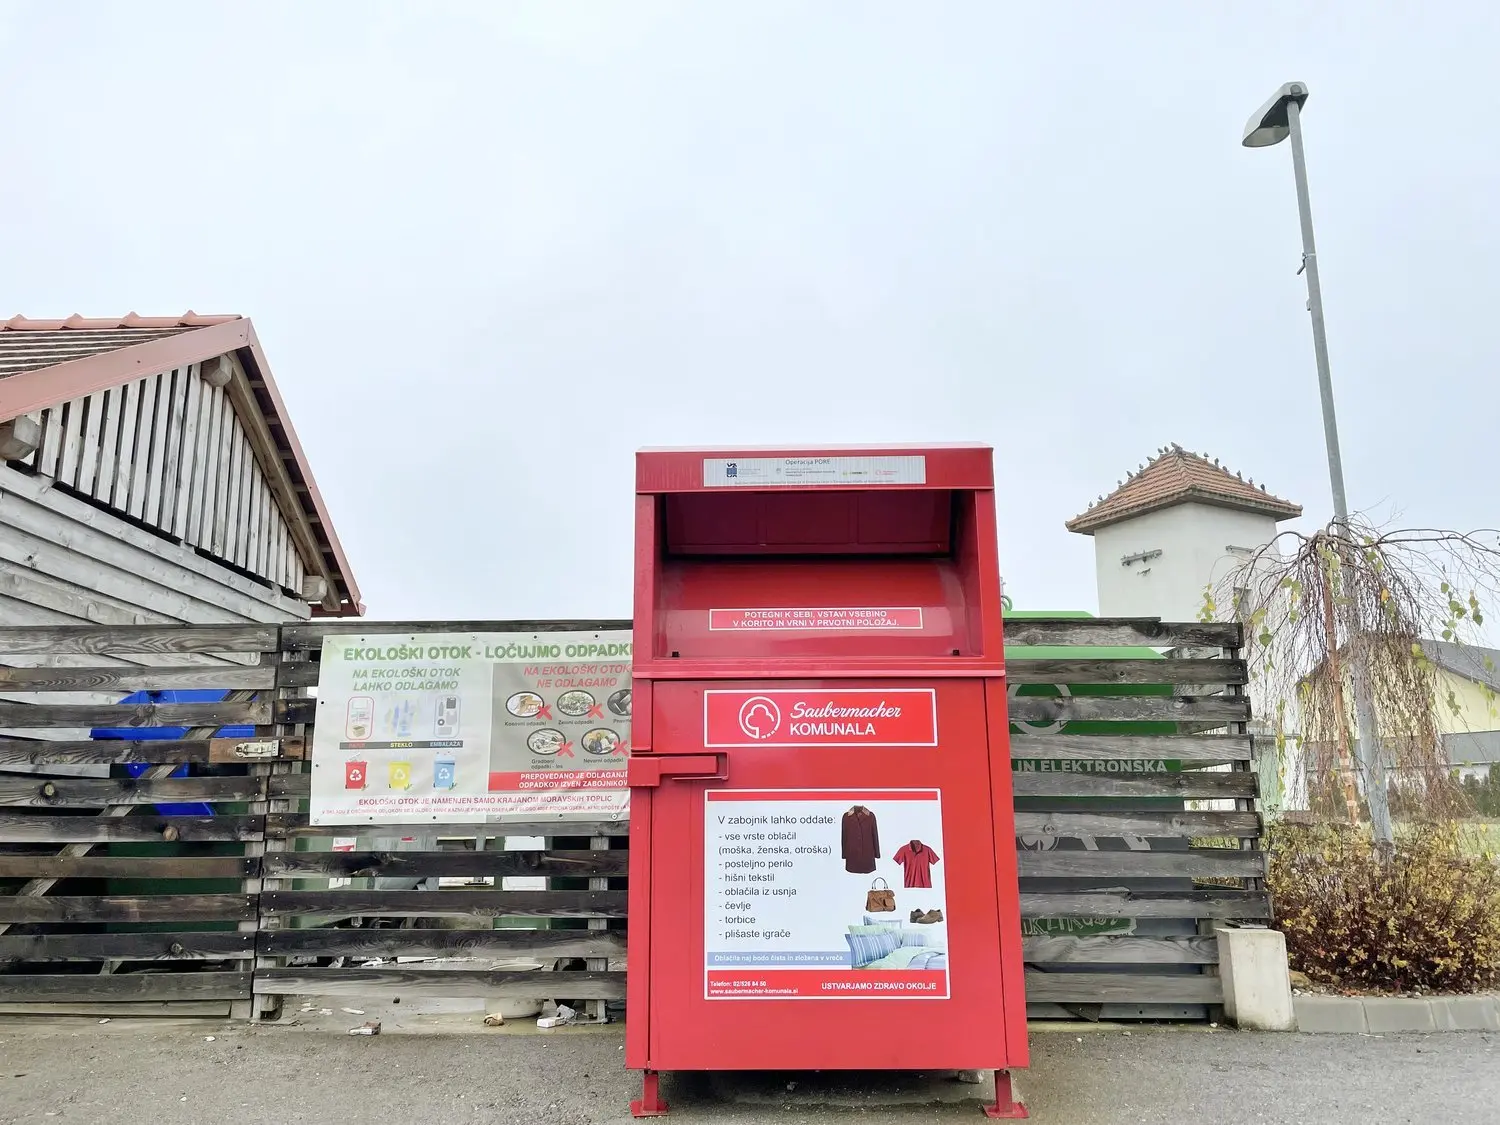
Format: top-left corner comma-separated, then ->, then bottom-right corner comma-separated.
1066,444 -> 1301,623
1068,444 -> 1304,810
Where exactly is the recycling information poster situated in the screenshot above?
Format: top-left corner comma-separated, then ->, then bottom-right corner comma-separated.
309,631 -> 632,825
703,788 -> 950,1000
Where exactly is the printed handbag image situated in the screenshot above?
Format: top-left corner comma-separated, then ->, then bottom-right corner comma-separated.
865,877 -> 896,913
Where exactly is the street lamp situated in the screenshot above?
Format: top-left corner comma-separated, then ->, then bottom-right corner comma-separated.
1242,82 -> 1348,524
1243,82 -> 1393,845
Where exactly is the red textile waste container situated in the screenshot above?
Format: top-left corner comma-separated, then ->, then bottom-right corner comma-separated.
625,445 -> 1029,1118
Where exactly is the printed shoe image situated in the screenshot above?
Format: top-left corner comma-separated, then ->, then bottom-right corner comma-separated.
914,909 -> 945,924
910,909 -> 925,924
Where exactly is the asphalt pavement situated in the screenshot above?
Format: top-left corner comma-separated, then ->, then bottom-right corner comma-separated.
0,1021 -> 1495,1124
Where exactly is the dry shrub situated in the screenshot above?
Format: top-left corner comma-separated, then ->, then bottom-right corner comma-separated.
1269,822 -> 1500,993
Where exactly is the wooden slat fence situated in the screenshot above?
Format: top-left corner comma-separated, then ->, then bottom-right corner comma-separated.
0,625 -> 281,1017
1006,615 -> 1260,1018
0,617 -> 1262,1020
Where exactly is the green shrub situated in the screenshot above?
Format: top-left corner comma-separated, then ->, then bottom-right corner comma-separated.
1268,823 -> 1500,993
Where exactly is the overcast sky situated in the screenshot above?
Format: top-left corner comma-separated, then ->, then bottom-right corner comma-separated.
1,1 -> 1496,620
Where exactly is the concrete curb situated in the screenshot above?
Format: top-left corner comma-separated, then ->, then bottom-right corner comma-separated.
1294,992 -> 1500,1033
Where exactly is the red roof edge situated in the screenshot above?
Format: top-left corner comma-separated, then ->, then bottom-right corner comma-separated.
238,322 -> 363,617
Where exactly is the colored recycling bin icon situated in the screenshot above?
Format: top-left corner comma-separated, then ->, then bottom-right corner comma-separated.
434,759 -> 457,790
345,760 -> 368,790
388,761 -> 413,790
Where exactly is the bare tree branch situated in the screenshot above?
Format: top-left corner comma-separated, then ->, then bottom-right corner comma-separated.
1205,517 -> 1500,833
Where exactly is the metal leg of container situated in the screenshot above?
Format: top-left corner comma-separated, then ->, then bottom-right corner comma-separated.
982,1071 -> 1028,1119
631,1070 -> 668,1117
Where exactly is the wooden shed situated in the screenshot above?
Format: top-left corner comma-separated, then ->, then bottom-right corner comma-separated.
0,313 -> 361,628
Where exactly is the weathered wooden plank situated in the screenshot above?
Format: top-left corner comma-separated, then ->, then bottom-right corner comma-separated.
1007,658 -> 1246,686
0,624 -> 278,656
1002,619 -> 1240,649
235,424 -> 256,571
0,700 -> 271,728
0,854 -> 257,879
0,894 -> 258,924
266,815 -> 630,839
0,931 -> 255,963
191,381 -> 222,547
234,418 -> 256,572
159,368 -> 190,530
0,737 -> 288,770
277,698 -> 315,725
259,927 -> 626,960
282,619 -> 635,650
253,968 -> 625,1000
0,813 -> 264,843
142,369 -> 176,527
243,459 -> 263,575
219,410 -> 243,562
0,664 -> 277,692
92,388 -> 121,502
0,739 -> 213,766
1023,971 -> 1222,1004
270,508 -> 286,589
1012,810 -> 1261,838
75,395 -> 104,494
169,366 -> 202,538
276,661 -> 322,688
259,889 -> 627,918
0,774 -> 267,807
1009,733 -> 1252,761
126,373 -> 160,520
261,848 -> 629,879
33,406 -> 62,478
1020,890 -> 1270,919
108,382 -> 140,507
1011,771 -> 1258,799
1007,695 -> 1249,723
264,772 -> 310,798
1018,848 -> 1265,878
0,1001 -> 232,1016
261,481 -> 276,579
56,399 -> 86,487
1022,935 -> 1220,965
0,972 -> 251,1003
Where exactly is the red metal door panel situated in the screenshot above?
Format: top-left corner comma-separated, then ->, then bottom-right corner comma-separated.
644,679 -> 1014,1072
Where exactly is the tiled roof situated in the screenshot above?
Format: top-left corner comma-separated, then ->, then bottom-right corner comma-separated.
1066,444 -> 1302,534
0,313 -> 241,379
1423,639 -> 1500,696
0,313 -> 362,616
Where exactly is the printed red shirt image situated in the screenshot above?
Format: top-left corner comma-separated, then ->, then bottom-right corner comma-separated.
893,839 -> 940,888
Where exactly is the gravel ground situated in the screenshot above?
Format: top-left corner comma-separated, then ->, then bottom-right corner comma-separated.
0,1022 -> 1496,1124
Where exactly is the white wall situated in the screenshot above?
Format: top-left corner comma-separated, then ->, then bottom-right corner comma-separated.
1091,502 -> 1283,623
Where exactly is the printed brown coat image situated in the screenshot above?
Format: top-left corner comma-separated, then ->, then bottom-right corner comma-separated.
841,805 -> 880,874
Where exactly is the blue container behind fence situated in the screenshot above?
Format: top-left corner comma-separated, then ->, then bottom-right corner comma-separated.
91,689 -> 256,816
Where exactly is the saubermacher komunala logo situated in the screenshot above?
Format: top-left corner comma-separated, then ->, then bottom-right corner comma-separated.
737,696 -> 781,739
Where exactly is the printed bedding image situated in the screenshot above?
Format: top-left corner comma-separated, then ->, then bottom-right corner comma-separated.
860,945 -> 948,972
845,919 -> 948,970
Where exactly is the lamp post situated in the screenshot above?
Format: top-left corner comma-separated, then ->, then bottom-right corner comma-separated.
1242,82 -> 1393,844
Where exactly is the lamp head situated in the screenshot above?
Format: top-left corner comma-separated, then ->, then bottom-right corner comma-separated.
1242,82 -> 1309,148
